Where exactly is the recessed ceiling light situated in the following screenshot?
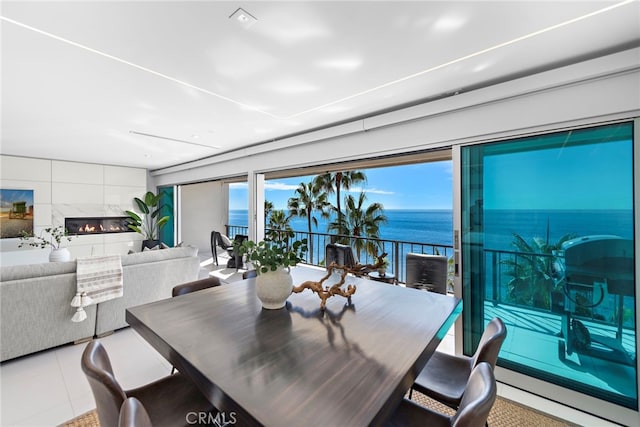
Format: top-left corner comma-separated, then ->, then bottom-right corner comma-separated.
229,8 -> 257,28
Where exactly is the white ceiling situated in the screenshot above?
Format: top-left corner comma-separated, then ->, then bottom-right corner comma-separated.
1,1 -> 639,170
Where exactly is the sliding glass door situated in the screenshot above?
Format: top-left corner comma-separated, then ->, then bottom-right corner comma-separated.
460,122 -> 637,410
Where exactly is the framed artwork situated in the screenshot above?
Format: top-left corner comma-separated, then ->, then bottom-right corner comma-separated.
0,189 -> 34,238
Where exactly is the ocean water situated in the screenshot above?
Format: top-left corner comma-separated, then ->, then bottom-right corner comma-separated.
229,209 -> 454,247
484,209 -> 634,251
229,208 -> 634,251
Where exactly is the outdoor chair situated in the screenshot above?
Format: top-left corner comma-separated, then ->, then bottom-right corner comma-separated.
386,362 -> 497,427
325,243 -> 357,269
211,231 -> 234,266
119,397 -> 152,427
405,253 -> 448,294
81,341 -> 216,427
228,234 -> 248,270
409,317 -> 506,409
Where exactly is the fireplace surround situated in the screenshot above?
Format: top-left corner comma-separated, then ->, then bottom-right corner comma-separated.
65,217 -> 134,235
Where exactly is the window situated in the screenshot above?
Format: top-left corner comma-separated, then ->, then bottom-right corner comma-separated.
461,122 -> 636,409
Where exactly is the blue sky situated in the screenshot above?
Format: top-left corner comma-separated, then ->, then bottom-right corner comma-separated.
229,160 -> 453,210
484,140 -> 633,210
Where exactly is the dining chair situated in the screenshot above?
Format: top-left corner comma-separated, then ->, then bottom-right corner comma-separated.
82,340 -> 216,427
405,253 -> 448,294
119,397 -> 152,427
410,317 -> 506,408
172,276 -> 221,297
386,362 -> 496,427
243,269 -> 257,279
171,277 -> 221,373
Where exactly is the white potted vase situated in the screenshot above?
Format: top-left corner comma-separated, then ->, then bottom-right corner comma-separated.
255,267 -> 293,309
49,247 -> 71,262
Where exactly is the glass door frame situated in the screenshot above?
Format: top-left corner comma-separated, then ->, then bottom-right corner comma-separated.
451,119 -> 639,426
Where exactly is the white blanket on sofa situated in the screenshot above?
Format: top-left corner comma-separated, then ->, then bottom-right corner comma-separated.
71,255 -> 123,322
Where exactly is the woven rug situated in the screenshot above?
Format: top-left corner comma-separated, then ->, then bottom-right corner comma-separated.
61,393 -> 574,427
410,391 -> 575,427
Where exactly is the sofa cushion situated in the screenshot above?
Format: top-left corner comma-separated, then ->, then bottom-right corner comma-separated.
122,246 -> 197,267
0,261 -> 76,282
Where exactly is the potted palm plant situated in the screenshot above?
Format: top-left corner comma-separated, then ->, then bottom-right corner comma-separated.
236,233 -> 307,309
125,191 -> 170,250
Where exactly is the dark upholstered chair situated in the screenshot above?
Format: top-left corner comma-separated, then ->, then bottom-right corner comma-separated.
386,363 -> 496,427
172,277 -> 221,297
243,269 -> 257,279
171,277 -> 221,373
82,341 -> 215,427
405,253 -> 448,294
228,234 -> 248,270
211,231 -> 234,266
410,318 -> 506,408
325,243 -> 357,269
119,397 -> 152,427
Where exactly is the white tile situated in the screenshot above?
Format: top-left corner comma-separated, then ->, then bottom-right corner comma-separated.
103,165 -> 146,186
0,359 -> 69,425
56,343 -> 93,401
33,203 -> 53,226
105,185 -> 146,206
0,180 -> 52,204
70,394 -> 96,418
52,161 -> 103,184
52,183 -> 104,205
8,401 -> 74,427
0,156 -> 51,182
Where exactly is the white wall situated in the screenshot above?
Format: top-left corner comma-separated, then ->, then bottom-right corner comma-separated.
0,156 -> 147,265
179,180 -> 228,254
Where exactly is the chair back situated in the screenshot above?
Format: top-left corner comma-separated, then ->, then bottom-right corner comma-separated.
172,277 -> 221,297
119,397 -> 152,427
325,243 -> 357,268
471,317 -> 507,369
452,363 -> 497,427
81,341 -> 127,427
210,231 -> 218,255
243,270 -> 258,279
405,253 -> 448,294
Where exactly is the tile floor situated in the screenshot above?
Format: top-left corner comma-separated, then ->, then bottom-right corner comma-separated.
0,253 -> 624,426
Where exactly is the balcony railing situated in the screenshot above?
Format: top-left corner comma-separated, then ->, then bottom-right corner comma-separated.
225,224 -> 454,285
226,224 -> 634,333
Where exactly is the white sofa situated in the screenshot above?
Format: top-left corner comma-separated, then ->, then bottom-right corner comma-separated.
0,246 -> 200,362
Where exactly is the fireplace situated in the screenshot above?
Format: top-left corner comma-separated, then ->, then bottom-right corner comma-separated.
65,217 -> 134,235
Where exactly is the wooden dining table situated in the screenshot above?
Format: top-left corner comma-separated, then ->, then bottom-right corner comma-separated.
126,265 -> 461,427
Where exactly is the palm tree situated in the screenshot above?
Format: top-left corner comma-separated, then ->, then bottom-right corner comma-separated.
502,232 -> 575,309
287,181 -> 331,263
266,209 -> 292,243
264,200 -> 274,224
328,192 -> 387,260
313,170 -> 366,223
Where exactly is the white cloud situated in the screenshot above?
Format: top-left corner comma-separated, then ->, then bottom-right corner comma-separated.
265,182 -> 300,191
346,186 -> 394,195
